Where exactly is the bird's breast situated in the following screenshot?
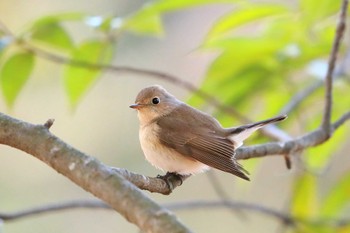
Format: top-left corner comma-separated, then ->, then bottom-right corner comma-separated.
139,123 -> 209,175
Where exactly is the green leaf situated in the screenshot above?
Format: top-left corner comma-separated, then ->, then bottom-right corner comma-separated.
27,12 -> 85,31
148,0 -> 239,12
63,40 -> 113,107
31,22 -> 73,51
291,173 -> 318,219
0,52 -> 35,107
300,0 -> 341,24
206,4 -> 288,42
320,172 -> 350,218
121,0 -> 239,36
122,14 -> 164,36
204,37 -> 284,82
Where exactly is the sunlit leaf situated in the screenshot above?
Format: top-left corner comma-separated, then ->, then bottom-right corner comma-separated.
148,0 -> 239,12
0,52 -> 35,107
206,4 -> 288,41
63,40 -> 113,107
291,173 -> 318,218
122,14 -> 164,36
26,12 -> 85,31
122,0 -> 239,36
300,0 -> 341,24
31,22 -> 73,51
204,37 -> 284,82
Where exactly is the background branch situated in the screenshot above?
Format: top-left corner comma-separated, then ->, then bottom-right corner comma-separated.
322,0 -> 348,136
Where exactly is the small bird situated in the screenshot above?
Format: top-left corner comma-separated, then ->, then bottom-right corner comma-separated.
130,85 -> 286,181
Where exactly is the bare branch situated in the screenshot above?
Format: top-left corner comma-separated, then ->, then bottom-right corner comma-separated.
279,81 -> 322,115
0,199 -> 294,226
165,200 -> 295,226
0,113 -> 192,233
236,111 -> 350,160
0,200 -> 109,221
43,118 -> 55,129
333,111 -> 350,129
322,0 -> 348,135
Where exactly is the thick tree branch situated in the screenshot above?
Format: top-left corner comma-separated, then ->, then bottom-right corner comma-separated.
0,112 -> 192,233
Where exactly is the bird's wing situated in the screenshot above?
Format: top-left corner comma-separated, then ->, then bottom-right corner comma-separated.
156,115 -> 249,180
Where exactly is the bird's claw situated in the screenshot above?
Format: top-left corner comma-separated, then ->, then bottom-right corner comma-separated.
157,172 -> 184,191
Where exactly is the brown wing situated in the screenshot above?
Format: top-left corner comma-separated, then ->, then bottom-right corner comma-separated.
156,107 -> 249,180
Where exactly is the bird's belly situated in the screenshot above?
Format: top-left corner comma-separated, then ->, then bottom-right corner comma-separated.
139,125 -> 209,175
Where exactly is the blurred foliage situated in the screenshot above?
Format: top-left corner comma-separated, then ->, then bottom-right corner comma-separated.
0,0 -> 349,232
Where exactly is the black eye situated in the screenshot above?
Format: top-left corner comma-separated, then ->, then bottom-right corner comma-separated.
152,97 -> 160,105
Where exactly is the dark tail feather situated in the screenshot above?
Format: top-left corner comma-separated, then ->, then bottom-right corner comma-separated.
229,115 -> 287,134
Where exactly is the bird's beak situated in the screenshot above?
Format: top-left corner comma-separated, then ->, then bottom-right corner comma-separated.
129,103 -> 141,109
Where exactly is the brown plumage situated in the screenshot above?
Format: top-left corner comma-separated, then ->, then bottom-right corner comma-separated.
130,85 -> 286,181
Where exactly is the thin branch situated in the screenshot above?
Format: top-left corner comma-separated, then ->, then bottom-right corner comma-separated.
165,200 -> 295,226
235,111 -> 350,160
279,81 -> 322,115
0,199 -> 294,226
0,200 -> 110,221
322,0 -> 348,136
333,111 -> 350,129
19,43 -> 291,141
278,47 -> 350,116
3,199 -> 350,230
22,44 -> 248,122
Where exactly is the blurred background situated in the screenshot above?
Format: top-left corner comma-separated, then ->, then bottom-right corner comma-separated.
0,0 -> 349,232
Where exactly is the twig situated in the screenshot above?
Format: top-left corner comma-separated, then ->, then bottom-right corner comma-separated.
0,199 -> 294,226
43,119 -> 55,129
165,200 -> 295,226
0,200 -> 110,221
235,111 -> 350,160
279,81 -> 322,115
279,47 -> 350,116
322,0 -> 348,136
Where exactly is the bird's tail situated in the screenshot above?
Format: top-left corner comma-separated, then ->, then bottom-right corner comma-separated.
228,115 -> 287,147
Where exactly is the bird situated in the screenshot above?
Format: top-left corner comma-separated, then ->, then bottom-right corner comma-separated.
130,85 -> 286,182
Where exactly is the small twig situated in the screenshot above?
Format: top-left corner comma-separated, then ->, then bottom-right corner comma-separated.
43,119 -> 55,129
236,110 -> 350,160
165,200 -> 295,226
279,81 -> 322,115
0,199 -> 294,226
0,200 -> 110,221
322,0 -> 348,136
333,111 -> 350,129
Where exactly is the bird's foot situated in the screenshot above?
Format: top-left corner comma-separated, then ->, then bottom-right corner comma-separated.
157,172 -> 185,191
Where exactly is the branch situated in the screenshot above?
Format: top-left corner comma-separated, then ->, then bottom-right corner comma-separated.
4,198 -> 350,230
0,113 -> 192,233
322,0 -> 348,136
0,199 -> 294,226
235,111 -> 350,160
0,200 -> 110,221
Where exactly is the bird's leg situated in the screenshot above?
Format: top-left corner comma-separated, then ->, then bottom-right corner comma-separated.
157,172 -> 186,191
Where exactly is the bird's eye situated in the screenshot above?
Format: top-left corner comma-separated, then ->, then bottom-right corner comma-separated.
152,97 -> 160,105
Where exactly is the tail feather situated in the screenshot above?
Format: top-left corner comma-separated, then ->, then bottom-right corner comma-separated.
228,115 -> 287,147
